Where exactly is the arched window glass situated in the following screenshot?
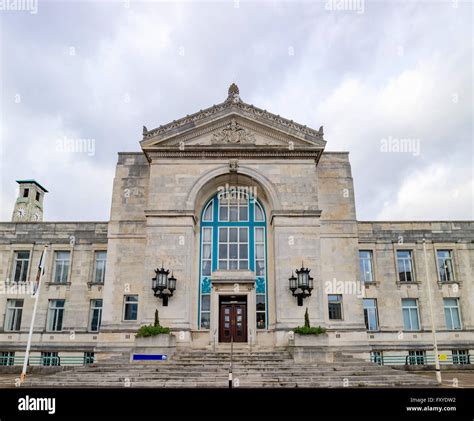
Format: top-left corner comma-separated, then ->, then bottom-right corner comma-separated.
202,200 -> 213,222
199,193 -> 267,330
255,201 -> 264,221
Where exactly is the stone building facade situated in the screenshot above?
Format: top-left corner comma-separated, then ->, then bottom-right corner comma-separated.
0,84 -> 473,366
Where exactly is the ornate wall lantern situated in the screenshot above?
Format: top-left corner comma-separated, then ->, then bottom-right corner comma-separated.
289,263 -> 313,306
152,265 -> 177,306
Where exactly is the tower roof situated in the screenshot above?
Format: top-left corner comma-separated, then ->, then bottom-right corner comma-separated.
16,179 -> 48,193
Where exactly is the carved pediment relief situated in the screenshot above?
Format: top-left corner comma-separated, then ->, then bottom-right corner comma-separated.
211,118 -> 256,145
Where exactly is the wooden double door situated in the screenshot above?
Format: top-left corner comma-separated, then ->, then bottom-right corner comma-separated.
219,297 -> 247,343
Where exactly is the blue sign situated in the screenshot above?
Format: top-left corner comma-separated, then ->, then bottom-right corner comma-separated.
132,354 -> 167,361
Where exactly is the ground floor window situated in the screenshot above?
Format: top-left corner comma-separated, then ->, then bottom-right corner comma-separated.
452,350 -> 470,365
256,292 -> 266,329
0,351 -> 15,366
89,299 -> 103,331
4,299 -> 23,331
41,352 -> 60,366
402,298 -> 420,331
407,350 -> 426,365
444,298 -> 462,330
328,295 -> 343,320
363,298 -> 379,331
123,295 -> 138,321
46,299 -> 65,331
84,352 -> 95,364
370,351 -> 383,365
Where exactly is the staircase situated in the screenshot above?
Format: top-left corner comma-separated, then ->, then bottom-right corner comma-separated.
8,349 -> 438,388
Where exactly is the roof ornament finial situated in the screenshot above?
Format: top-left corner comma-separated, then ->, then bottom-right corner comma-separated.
227,83 -> 241,103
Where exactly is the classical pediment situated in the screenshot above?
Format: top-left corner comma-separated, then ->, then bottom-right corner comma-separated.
140,84 -> 326,160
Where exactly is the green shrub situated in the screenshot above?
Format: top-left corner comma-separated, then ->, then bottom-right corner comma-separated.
293,325 -> 326,335
135,310 -> 170,337
304,307 -> 310,328
135,324 -> 171,338
293,308 -> 326,335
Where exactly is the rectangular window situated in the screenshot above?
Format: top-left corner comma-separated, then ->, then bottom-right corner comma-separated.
255,227 -> 265,276
218,227 -> 248,270
452,350 -> 469,365
4,299 -> 23,331
402,298 -> 420,331
397,250 -> 415,282
256,294 -> 266,329
94,251 -> 107,284
370,351 -> 383,365
41,352 -> 59,366
437,250 -> 455,282
35,191 -> 40,201
201,227 -> 212,277
53,251 -> 70,283
408,350 -> 426,365
328,295 -> 343,320
89,299 -> 103,332
200,294 -> 211,329
0,351 -> 15,366
84,352 -> 95,365
359,251 -> 374,283
444,298 -> 461,330
13,251 -> 30,283
23,188 -> 29,198
363,298 -> 379,331
46,299 -> 65,331
123,295 -> 138,321
218,197 -> 248,222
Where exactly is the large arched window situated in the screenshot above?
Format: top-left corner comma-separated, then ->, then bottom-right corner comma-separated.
198,191 -> 267,330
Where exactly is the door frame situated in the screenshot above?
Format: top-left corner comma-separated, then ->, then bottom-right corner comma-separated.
218,295 -> 248,343
209,276 -> 257,346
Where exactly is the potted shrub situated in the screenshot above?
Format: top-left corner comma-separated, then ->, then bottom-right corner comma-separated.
134,310 -> 176,349
291,308 -> 328,347
289,308 -> 332,362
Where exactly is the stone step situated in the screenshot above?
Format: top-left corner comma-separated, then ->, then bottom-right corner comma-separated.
22,377 -> 437,388
0,350 -> 439,388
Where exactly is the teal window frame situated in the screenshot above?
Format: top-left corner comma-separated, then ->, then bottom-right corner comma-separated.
198,193 -> 268,330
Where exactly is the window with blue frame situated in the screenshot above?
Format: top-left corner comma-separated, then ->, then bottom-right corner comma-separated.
199,192 -> 267,330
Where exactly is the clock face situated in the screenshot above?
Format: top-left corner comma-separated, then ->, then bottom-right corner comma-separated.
16,207 -> 25,218
33,212 -> 40,221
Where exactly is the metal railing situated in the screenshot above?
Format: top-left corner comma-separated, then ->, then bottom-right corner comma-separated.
229,332 -> 233,388
370,354 -> 471,366
213,328 -> 217,352
0,355 -> 95,367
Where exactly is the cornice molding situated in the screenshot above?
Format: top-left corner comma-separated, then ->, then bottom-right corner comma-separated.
146,149 -> 323,161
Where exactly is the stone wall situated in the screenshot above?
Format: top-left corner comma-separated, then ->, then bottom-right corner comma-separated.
0,222 -> 107,352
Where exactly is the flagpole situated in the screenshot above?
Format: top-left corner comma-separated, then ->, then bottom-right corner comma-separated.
422,239 -> 442,385
20,245 -> 48,384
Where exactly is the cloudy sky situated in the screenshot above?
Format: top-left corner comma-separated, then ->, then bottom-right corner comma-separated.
0,0 -> 472,221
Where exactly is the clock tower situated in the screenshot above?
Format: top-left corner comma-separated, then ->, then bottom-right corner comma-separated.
11,180 -> 48,222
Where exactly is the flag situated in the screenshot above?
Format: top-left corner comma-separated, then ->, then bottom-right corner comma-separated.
33,250 -> 46,296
